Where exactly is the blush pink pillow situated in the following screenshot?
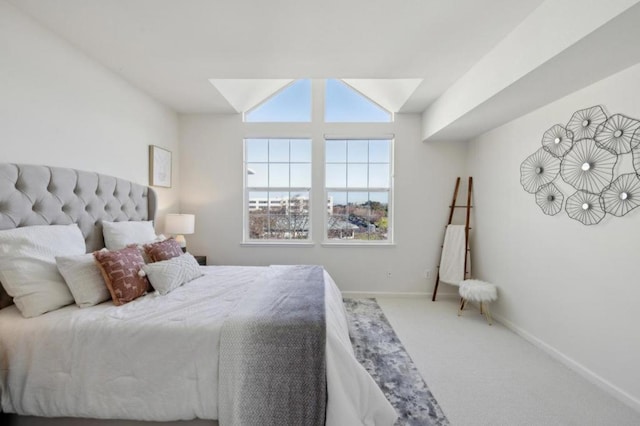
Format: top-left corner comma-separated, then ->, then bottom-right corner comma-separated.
94,246 -> 150,306
144,238 -> 184,263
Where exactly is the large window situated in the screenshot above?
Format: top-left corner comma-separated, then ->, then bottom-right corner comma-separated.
245,138 -> 312,240
242,79 -> 394,244
325,139 -> 392,241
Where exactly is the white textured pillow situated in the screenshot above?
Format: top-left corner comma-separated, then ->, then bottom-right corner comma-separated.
102,220 -> 157,250
0,224 -> 85,317
56,250 -> 110,308
141,253 -> 203,295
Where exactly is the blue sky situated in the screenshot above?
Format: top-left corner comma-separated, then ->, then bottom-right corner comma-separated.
245,79 -> 391,123
246,79 -> 311,122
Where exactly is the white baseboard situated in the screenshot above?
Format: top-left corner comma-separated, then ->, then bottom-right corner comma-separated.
491,311 -> 640,414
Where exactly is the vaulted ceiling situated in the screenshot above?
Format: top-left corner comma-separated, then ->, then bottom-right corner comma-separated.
8,0 -> 544,114
8,0 -> 640,141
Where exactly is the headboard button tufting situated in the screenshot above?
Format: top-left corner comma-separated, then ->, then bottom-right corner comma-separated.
1,163 -> 156,252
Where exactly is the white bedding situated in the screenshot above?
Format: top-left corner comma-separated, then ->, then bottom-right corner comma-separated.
0,265 -> 396,425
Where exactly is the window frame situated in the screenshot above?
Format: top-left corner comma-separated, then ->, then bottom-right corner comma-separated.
241,79 -> 396,247
243,137 -> 313,243
323,136 -> 394,245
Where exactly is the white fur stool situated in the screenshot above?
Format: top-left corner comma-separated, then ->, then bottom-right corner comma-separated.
458,279 -> 498,325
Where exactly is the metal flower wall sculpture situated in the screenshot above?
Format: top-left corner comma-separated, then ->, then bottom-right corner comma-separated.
520,105 -> 640,225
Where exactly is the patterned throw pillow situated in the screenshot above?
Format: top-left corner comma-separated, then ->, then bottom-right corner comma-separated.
141,253 -> 203,295
144,238 -> 184,263
94,246 -> 150,306
127,234 -> 166,264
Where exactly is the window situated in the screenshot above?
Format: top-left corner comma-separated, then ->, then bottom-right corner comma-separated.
242,79 -> 395,245
325,79 -> 392,123
245,138 -> 312,241
245,79 -> 312,122
325,139 -> 392,241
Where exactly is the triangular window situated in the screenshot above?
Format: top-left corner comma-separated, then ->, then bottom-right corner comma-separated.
325,79 -> 391,122
245,79 -> 311,122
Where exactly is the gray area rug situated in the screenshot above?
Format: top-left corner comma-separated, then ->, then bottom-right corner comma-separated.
344,298 -> 449,426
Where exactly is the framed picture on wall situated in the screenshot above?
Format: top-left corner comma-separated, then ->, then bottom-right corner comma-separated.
149,145 -> 172,188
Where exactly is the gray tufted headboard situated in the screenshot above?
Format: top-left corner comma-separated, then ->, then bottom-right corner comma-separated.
0,163 -> 157,308
0,163 -> 157,251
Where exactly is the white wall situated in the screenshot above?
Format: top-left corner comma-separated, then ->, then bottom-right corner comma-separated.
179,109 -> 468,294
467,63 -> 640,410
0,1 -> 180,226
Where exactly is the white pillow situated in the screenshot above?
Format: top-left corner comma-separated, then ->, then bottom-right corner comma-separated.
102,220 -> 157,250
141,253 -> 203,295
56,250 -> 110,308
0,224 -> 85,317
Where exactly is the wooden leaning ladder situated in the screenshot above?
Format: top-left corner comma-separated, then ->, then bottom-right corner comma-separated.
432,176 -> 473,302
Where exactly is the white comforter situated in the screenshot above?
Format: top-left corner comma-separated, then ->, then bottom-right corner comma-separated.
0,266 -> 396,425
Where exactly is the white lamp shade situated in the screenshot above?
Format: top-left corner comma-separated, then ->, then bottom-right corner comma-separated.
165,214 -> 195,235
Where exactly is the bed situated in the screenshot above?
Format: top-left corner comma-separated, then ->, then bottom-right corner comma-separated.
0,163 -> 397,426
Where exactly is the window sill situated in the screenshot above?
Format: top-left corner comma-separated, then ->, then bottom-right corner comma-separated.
241,241 -> 316,248
240,241 -> 395,248
321,242 -> 396,248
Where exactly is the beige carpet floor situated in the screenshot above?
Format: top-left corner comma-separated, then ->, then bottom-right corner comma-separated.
376,296 -> 640,426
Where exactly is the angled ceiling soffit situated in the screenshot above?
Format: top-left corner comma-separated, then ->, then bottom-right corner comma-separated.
341,79 -> 423,113
208,79 -> 294,113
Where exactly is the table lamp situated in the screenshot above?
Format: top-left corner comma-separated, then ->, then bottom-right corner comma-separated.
165,213 -> 195,252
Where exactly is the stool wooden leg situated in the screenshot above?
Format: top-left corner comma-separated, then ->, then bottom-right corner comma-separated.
484,303 -> 493,326
458,298 -> 466,316
479,301 -> 484,315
